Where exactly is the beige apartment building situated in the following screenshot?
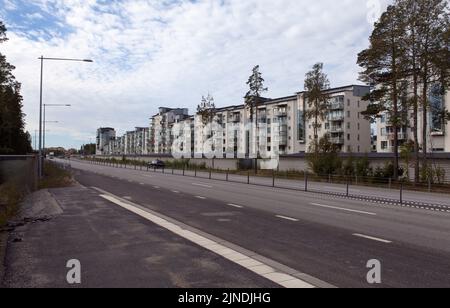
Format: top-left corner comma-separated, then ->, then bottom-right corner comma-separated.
182,84 -> 372,158
376,85 -> 450,153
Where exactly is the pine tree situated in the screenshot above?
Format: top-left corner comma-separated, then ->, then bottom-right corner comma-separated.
357,5 -> 406,179
304,63 -> 331,153
245,65 -> 268,159
0,21 -> 32,155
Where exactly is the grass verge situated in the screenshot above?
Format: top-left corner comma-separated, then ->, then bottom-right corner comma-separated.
38,162 -> 74,190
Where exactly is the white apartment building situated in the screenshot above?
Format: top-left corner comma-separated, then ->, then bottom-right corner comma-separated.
96,85 -> 372,158
177,84 -> 371,158
96,127 -> 116,155
151,108 -> 190,154
376,85 -> 450,153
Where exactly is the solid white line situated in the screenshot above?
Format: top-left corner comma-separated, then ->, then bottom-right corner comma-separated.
310,203 -> 377,216
276,215 -> 299,222
172,190 -> 180,194
353,233 -> 392,244
97,192 -> 315,289
192,183 -> 213,188
196,196 -> 207,200
228,203 -> 244,209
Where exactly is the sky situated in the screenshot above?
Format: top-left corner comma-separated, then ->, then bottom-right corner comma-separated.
0,0 -> 389,149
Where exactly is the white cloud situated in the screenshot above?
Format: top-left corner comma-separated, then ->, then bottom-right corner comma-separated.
2,0 -> 390,149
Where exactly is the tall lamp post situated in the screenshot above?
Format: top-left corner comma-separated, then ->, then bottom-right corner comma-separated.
38,57 -> 93,178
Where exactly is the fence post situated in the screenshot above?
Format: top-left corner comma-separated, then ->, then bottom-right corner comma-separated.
183,165 -> 185,176
195,166 -> 197,177
305,173 -> 308,192
226,169 -> 229,182
272,170 -> 275,187
400,181 -> 403,205
329,174 -> 332,183
209,168 -> 212,180
389,178 -> 392,190
172,167 -> 174,175
247,171 -> 250,184
428,177 -> 432,193
346,177 -> 349,197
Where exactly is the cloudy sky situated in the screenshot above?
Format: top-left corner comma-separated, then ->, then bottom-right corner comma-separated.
0,0 -> 389,149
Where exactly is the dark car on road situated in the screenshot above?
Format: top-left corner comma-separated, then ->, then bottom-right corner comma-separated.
148,160 -> 166,169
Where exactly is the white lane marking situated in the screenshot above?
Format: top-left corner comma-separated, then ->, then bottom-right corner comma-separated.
228,203 -> 244,209
172,190 -> 180,194
139,183 -> 145,185
276,215 -> 299,222
310,203 -> 377,216
192,183 -> 213,188
97,193 -> 315,289
153,186 -> 160,189
353,233 -> 392,244
196,196 -> 207,200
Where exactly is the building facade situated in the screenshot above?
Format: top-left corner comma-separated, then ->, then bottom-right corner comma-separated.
96,85 -> 373,160
376,85 -> 450,153
96,128 -> 116,155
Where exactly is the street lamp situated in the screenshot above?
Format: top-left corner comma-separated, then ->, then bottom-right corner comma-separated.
38,56 -> 93,178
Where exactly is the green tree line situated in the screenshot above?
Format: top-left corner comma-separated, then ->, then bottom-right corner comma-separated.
0,21 -> 32,155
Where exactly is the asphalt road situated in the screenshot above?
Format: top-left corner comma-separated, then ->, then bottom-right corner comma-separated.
63,159 -> 450,287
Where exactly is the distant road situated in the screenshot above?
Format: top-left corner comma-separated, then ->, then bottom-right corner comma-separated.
63,158 -> 450,287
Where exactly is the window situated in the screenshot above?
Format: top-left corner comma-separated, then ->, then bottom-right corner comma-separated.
358,146 -> 361,153
297,110 -> 305,141
347,134 -> 351,141
381,141 -> 388,150
347,99 -> 351,106
357,101 -> 360,108
347,122 -> 351,129
358,123 -> 360,130
357,134 -> 360,141
347,111 -> 351,118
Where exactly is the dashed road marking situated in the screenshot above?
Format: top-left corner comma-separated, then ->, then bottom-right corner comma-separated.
196,196 -> 207,200
192,183 -> 213,188
310,203 -> 377,216
228,203 -> 244,209
353,233 -> 392,244
276,215 -> 299,222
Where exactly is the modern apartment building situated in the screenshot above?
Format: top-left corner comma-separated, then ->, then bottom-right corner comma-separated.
376,85 -> 450,153
96,127 -> 116,155
97,84 -> 372,159
151,107 -> 190,154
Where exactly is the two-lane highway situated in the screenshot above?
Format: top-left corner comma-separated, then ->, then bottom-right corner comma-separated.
63,159 -> 450,287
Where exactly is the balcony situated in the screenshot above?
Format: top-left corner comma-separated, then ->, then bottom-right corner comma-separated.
329,102 -> 344,110
274,109 -> 288,117
387,133 -> 407,140
279,136 -> 288,146
330,126 -> 343,133
230,114 -> 241,123
330,137 -> 345,144
328,113 -> 344,121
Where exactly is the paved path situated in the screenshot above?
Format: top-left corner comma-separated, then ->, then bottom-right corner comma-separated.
2,186 -> 279,288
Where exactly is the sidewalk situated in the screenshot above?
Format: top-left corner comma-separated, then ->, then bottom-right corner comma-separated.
1,185 -> 277,288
